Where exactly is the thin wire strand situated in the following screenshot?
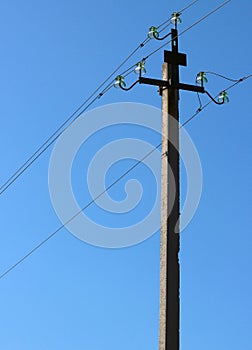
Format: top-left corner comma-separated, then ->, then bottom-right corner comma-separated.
0,93 -> 107,196
181,100 -> 212,128
196,91 -> 203,110
0,142 -> 162,280
0,0 -> 239,280
111,1 -> 231,87
194,70 -> 242,110
0,42 -> 141,188
181,75 -> 252,127
0,74 -> 229,276
180,0 -> 201,14
104,0 -> 227,91
205,71 -> 242,82
2,73 -> 252,280
121,0 -> 232,80
145,0 -> 232,61
0,64 -> 136,196
0,1 -> 203,196
159,22 -> 172,35
157,0 -> 200,29
0,43 -> 148,196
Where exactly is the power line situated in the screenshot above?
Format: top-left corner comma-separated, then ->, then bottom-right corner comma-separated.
194,71 -> 243,112
0,1 -> 200,197
144,0 -> 231,61
2,73 -> 252,280
181,74 -> 252,127
204,71 -> 242,82
0,79 -> 230,280
1,0 -> 242,279
180,0 -> 200,13
0,93 -> 109,196
0,143 -> 162,281
0,44 -> 141,196
0,85 -> 110,195
157,0 -> 200,30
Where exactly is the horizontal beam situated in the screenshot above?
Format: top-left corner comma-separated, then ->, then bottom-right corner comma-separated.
139,77 -> 169,87
139,77 -> 205,94
178,83 -> 205,93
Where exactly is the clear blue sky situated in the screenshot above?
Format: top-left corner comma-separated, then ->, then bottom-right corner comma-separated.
0,0 -> 251,349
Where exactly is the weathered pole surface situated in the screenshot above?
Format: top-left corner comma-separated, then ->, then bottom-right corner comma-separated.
159,29 -> 180,350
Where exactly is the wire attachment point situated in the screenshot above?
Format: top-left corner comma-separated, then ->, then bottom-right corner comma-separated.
196,72 -> 208,86
148,25 -> 171,41
218,90 -> 229,104
134,61 -> 147,76
170,12 -> 182,28
148,26 -> 159,39
114,75 -> 126,89
204,90 -> 229,105
114,75 -> 139,91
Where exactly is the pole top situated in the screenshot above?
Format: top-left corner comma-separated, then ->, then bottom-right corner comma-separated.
164,50 -> 187,66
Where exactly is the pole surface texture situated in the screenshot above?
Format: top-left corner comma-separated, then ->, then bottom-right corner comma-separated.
159,30 -> 180,350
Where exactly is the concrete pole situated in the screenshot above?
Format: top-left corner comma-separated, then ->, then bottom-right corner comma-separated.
159,30 -> 180,350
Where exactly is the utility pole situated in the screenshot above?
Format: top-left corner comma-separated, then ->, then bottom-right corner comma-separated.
159,28 -> 182,350
159,28 -> 206,350
138,29 -> 204,350
117,21 -> 212,350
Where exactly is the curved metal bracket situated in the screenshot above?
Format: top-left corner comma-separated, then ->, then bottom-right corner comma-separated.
153,31 -> 172,41
205,90 -> 224,105
119,80 -> 140,91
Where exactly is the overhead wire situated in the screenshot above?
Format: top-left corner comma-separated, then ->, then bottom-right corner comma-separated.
159,23 -> 172,34
76,1 -> 233,94
181,74 -> 252,127
204,71 -> 242,82
3,1 -> 231,199
194,70 -> 242,111
144,0 -> 231,61
0,0 -> 200,197
1,0 -> 244,279
0,143 -> 162,281
2,73 -> 252,280
0,94 -> 107,196
0,66 -> 139,197
180,0 -> 201,14
157,0 -> 200,30
105,1 -> 233,94
0,84 -> 111,196
0,75 -> 232,280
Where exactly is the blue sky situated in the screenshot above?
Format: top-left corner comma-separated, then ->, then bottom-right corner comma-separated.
0,0 -> 252,349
